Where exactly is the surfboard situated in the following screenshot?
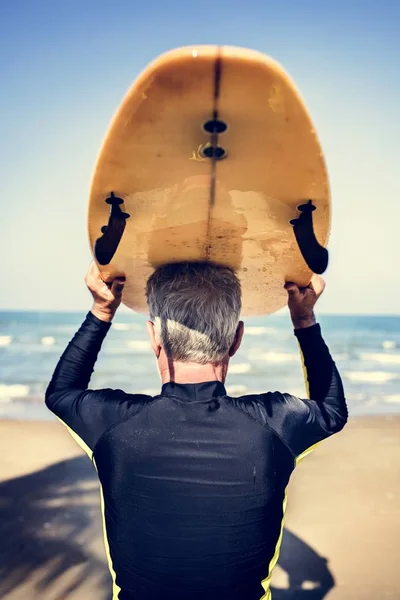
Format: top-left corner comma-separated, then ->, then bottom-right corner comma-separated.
88,45 -> 330,316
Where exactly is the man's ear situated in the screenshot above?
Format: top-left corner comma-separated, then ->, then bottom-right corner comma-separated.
146,320 -> 161,358
229,321 -> 244,357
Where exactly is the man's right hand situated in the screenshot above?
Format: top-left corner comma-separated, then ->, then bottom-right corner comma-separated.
85,261 -> 126,323
284,275 -> 325,329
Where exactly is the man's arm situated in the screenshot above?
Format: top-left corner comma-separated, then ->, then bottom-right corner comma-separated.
47,261 -> 125,402
46,311 -> 111,399
45,263 -> 135,454
263,277 -> 348,458
295,322 -> 347,432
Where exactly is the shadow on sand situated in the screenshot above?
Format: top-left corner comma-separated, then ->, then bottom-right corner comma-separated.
0,457 -> 334,599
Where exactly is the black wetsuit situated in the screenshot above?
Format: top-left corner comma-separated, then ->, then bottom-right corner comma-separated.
46,312 -> 347,600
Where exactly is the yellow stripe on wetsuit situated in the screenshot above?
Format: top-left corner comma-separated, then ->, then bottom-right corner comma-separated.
55,416 -> 122,600
258,341 -> 321,599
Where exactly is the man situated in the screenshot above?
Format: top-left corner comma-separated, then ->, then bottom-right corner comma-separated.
46,261 -> 347,600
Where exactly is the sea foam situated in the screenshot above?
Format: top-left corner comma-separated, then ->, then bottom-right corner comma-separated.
383,395 -> 400,404
245,327 -> 279,336
359,353 -> 400,365
113,323 -> 132,331
229,363 -> 252,374
344,371 -> 398,384
0,384 -> 30,402
382,340 -> 396,350
226,385 -> 248,395
126,340 -> 152,352
260,352 -> 300,363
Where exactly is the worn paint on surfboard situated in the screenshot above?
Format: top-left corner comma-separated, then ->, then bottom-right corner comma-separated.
88,45 -> 330,316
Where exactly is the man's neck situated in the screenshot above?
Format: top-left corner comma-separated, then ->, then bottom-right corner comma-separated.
159,360 -> 228,385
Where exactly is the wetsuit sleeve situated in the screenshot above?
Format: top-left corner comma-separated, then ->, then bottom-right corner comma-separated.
45,311 -> 145,455
264,324 -> 348,458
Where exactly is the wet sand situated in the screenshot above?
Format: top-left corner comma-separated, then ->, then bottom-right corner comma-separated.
0,416 -> 399,599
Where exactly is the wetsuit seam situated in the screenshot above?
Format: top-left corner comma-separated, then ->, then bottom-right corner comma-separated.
223,396 -> 297,462
92,395 -> 161,460
161,393 -> 224,404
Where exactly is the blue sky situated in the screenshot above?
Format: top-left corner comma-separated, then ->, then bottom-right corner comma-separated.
1,0 -> 399,314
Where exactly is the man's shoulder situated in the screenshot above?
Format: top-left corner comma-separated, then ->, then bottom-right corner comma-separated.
224,390 -> 309,425
92,389 -> 159,416
223,391 -> 278,426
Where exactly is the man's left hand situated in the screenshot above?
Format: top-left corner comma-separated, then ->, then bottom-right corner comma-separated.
85,261 -> 126,323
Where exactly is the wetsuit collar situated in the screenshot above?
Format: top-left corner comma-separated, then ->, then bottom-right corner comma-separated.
161,381 -> 227,401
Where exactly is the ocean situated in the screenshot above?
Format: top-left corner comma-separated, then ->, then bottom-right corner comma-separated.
0,311 -> 399,421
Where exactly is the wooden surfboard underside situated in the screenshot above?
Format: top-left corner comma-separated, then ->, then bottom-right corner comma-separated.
88,46 -> 330,316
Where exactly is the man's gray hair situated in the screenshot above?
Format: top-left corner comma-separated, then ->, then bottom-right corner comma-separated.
146,262 -> 242,364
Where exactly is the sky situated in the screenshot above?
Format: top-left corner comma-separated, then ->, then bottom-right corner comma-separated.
0,0 -> 399,315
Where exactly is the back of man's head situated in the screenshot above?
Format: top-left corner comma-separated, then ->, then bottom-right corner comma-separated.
146,262 -> 241,364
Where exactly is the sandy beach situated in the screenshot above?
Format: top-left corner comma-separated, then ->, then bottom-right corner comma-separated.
0,416 -> 399,600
